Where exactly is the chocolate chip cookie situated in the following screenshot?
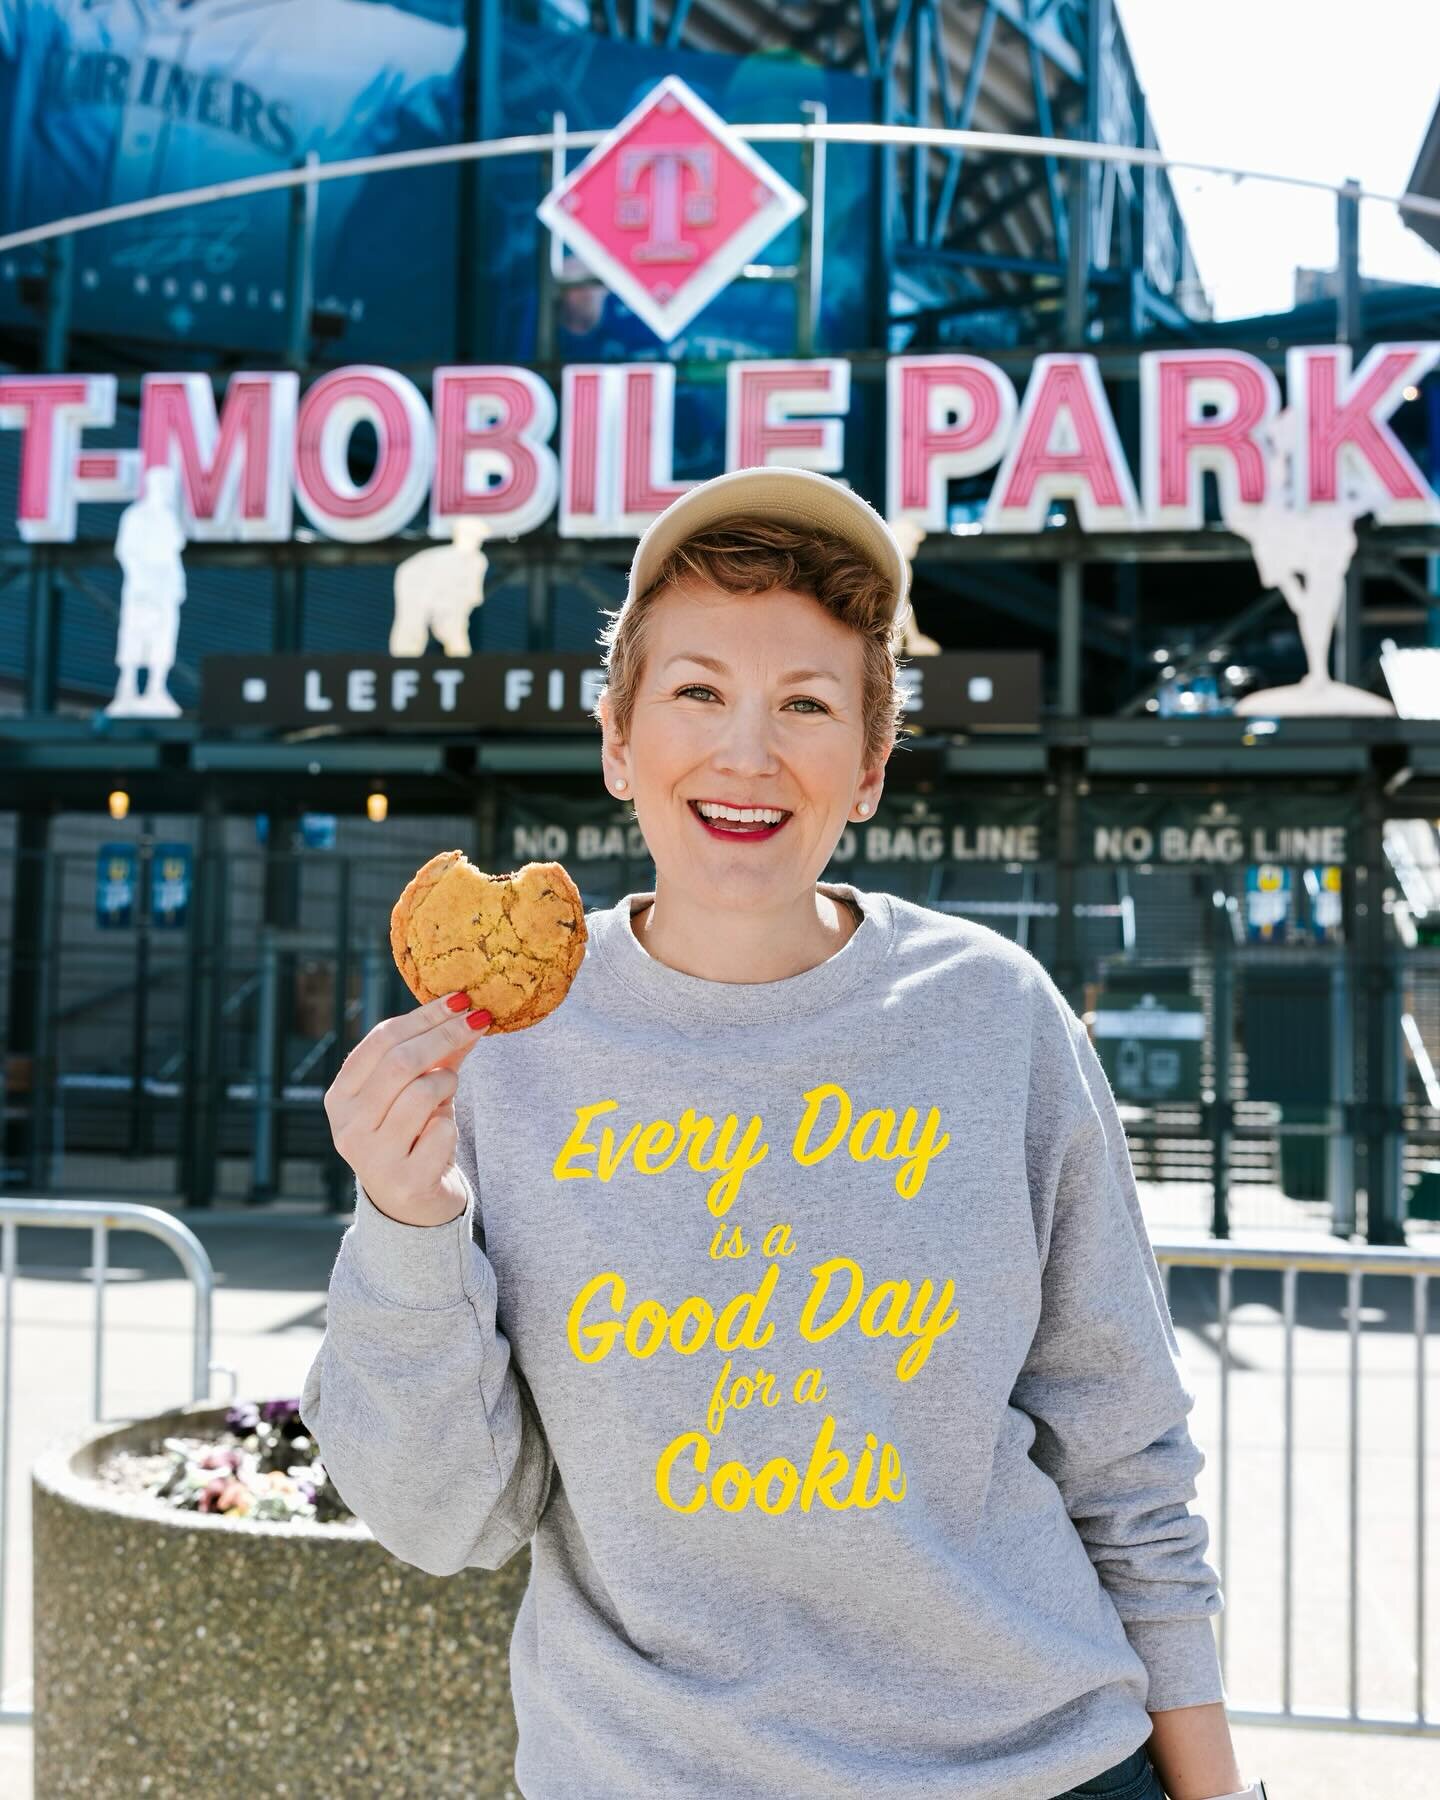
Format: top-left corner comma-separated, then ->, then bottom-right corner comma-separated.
389,850 -> 587,1033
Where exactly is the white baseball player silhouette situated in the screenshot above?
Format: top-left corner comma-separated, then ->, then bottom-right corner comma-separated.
1222,408 -> 1394,716
390,517 -> 491,658
108,463 -> 187,717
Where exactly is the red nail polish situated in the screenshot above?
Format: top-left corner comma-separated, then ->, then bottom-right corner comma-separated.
466,1009 -> 493,1031
445,992 -> 470,1012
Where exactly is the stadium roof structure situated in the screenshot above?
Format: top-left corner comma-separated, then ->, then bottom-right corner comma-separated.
582,0 -> 1209,346
1405,89 -> 1440,255
1180,278 -> 1440,349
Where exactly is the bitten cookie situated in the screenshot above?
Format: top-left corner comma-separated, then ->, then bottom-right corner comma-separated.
389,850 -> 587,1033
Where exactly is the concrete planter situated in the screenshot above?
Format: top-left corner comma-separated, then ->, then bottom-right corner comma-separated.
32,1400 -> 529,1799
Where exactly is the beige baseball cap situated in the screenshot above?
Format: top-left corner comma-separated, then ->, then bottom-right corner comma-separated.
625,465 -> 912,622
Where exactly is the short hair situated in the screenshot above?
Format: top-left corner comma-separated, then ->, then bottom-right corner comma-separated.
591,514 -> 908,771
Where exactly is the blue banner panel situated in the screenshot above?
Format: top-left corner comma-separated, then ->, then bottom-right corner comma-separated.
150,840 -> 192,928
0,9 -> 872,368
0,0 -> 464,360
96,841 -> 136,928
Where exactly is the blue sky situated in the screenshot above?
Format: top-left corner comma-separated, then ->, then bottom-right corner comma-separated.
1116,0 -> 1440,318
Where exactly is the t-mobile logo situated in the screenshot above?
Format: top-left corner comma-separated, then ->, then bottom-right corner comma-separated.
615,146 -> 717,263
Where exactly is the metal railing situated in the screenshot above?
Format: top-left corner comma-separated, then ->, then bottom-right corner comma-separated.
0,1198 -> 230,1726
1154,1237 -> 1439,1737
2,116 -> 1439,260
0,1211 -> 1435,1737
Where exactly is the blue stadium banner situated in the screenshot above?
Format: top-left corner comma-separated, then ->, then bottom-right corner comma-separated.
1302,864 -> 1344,941
150,842 -> 192,929
0,0 -> 466,362
0,9 -> 872,369
1244,863 -> 1292,942
96,843 -> 137,929
300,812 -> 338,852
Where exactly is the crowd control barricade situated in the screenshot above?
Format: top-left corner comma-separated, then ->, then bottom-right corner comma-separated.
0,1198 -> 228,1726
1154,1237 -> 1440,1737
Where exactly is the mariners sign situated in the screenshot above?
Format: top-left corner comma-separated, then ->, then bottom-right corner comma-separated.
1,341 -> 1436,544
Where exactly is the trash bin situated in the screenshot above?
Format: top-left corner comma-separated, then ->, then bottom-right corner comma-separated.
1243,965 -> 1338,1206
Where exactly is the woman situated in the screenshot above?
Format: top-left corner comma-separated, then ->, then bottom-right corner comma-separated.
303,466 -> 1265,1800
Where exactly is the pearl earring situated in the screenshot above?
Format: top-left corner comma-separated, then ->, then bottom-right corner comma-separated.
615,777 -> 627,790
857,801 -> 870,815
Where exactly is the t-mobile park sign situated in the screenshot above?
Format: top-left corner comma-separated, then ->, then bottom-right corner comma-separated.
1,343 -> 1436,544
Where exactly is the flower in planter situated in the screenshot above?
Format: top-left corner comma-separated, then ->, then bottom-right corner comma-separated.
221,1478 -> 254,1516
98,1400 -> 353,1526
200,1476 -> 255,1517
249,1470 -> 307,1521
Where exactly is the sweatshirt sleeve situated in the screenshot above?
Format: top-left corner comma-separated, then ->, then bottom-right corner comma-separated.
1010,990 -> 1226,1713
298,1113 -> 556,1578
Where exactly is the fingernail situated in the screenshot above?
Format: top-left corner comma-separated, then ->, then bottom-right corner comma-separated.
445,992 -> 470,1012
466,1009 -> 493,1031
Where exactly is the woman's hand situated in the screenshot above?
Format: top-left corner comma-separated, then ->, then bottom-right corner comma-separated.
324,991 -> 492,1227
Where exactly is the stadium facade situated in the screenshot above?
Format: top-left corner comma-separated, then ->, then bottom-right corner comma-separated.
1,0 -> 1438,1240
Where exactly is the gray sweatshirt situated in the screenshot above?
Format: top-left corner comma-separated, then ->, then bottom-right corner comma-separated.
300,881 -> 1225,1800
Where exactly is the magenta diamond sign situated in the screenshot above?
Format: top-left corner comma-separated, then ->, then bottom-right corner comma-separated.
536,74 -> 807,343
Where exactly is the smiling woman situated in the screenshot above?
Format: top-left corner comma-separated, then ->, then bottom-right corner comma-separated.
305,465 -> 1248,1800
587,469 -> 911,987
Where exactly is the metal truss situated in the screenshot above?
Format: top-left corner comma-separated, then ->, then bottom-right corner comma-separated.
601,0 -> 1207,346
